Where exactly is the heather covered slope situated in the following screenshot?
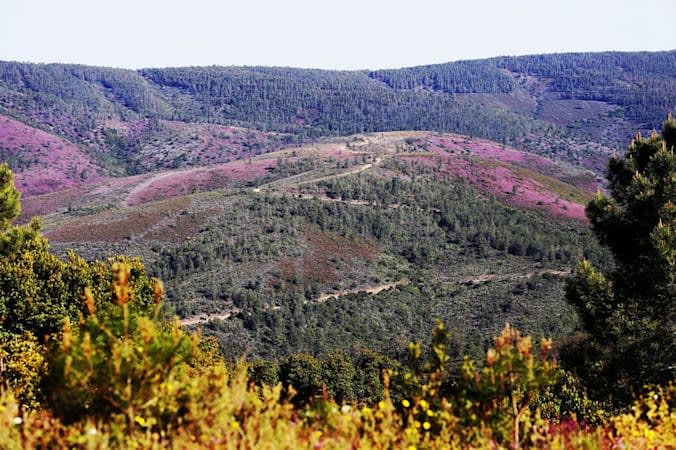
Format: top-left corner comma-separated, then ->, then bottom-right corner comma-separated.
1,51 -> 674,179
0,114 -> 106,195
24,131 -> 595,220
98,119 -> 294,173
31,131 -> 607,359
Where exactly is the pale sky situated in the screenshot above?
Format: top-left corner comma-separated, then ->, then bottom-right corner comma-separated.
1,0 -> 674,70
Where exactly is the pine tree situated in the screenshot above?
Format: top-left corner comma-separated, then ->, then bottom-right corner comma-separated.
564,114 -> 675,403
0,163 -> 20,231
0,163 -> 160,408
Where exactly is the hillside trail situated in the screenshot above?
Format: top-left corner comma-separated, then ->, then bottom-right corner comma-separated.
459,269 -> 571,285
293,194 -> 442,214
179,308 -> 241,326
314,279 -> 408,304
296,157 -> 381,186
295,193 -> 373,206
120,169 -> 197,207
256,156 -> 383,192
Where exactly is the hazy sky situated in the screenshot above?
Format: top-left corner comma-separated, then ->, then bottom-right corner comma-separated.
1,0 -> 673,70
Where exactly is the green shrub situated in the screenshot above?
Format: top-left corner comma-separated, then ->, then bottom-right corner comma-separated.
47,262 -> 207,432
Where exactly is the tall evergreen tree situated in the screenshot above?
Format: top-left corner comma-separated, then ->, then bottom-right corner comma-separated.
564,114 -> 676,402
0,163 -> 20,231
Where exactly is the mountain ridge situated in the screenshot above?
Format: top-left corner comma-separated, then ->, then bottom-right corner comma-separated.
2,50 -> 674,185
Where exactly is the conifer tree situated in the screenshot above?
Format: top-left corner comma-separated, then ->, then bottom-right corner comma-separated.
0,163 -> 20,231
565,114 -> 676,402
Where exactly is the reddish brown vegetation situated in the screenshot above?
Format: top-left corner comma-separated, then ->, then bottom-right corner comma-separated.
45,197 -> 191,242
144,207 -> 222,244
275,230 -> 379,288
125,159 -> 278,206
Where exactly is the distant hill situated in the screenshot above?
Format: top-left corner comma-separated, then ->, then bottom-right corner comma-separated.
31,131 -> 607,359
1,51 -> 674,185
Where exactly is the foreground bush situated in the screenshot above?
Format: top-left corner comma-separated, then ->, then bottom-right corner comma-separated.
1,360 -> 673,448
0,268 -> 672,449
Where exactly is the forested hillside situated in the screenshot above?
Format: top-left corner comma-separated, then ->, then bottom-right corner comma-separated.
370,52 -> 676,125
27,131 -> 607,362
0,115 -> 673,448
1,51 -> 674,180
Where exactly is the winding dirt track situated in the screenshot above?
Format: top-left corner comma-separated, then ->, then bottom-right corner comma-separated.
120,171 -> 182,207
296,158 -> 380,186
460,269 -> 571,285
179,308 -> 241,326
179,280 -> 408,326
314,280 -> 409,304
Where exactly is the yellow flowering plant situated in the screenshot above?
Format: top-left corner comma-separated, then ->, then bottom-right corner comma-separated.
46,262 -> 206,433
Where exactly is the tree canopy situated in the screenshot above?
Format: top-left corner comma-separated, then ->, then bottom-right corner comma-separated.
565,114 -> 676,402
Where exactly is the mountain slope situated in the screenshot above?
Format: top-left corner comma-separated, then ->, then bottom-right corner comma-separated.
31,131 -> 607,359
3,51 -> 668,359
2,51 -> 674,182
0,114 -> 106,195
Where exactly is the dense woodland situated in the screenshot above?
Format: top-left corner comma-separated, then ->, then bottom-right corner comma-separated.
371,52 -> 676,124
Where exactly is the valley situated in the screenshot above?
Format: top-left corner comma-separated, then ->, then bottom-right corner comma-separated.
0,47 -> 673,448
